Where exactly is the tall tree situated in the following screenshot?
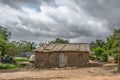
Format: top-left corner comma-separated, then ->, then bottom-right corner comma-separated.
110,29 -> 120,72
106,29 -> 120,53
0,26 -> 11,41
90,39 -> 107,62
0,38 -> 7,56
5,42 -> 20,56
91,39 -> 106,50
0,26 -> 11,56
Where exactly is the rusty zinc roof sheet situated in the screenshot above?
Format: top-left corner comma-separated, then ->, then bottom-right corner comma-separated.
34,43 -> 90,52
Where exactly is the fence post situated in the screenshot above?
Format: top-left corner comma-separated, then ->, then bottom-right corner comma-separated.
0,51 -> 1,63
118,49 -> 120,72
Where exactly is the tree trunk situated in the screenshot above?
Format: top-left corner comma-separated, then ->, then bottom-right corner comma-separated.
0,51 -> 1,63
118,50 -> 120,72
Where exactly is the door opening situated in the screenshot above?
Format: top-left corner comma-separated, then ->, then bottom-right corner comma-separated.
59,53 -> 65,67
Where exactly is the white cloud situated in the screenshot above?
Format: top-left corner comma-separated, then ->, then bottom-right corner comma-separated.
0,0 -> 118,43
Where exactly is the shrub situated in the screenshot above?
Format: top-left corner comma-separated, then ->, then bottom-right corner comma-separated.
112,53 -> 118,62
102,53 -> 108,62
0,63 -> 22,69
14,57 -> 29,63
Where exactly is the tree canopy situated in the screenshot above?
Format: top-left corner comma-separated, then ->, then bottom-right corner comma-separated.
106,29 -> 120,53
90,29 -> 120,62
0,25 -> 36,56
0,26 -> 11,56
0,26 -> 11,41
54,38 -> 69,44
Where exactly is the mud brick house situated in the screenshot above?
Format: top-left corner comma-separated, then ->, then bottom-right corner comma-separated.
34,43 -> 90,68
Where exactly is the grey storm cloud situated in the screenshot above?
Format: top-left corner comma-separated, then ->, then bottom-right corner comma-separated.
0,0 -> 119,43
74,0 -> 120,30
0,0 -> 56,9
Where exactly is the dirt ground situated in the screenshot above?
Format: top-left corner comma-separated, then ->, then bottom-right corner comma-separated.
0,67 -> 120,80
0,62 -> 120,80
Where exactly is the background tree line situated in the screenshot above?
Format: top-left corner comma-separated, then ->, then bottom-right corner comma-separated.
0,25 -> 69,57
0,25 -> 36,56
1,24 -> 120,62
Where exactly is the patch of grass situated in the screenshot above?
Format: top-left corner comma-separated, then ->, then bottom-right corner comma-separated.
14,57 -> 29,63
0,63 -> 22,69
26,64 -> 34,68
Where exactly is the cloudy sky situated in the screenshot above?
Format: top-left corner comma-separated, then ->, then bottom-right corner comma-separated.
0,0 -> 120,43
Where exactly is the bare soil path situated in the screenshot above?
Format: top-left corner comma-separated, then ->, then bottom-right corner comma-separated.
0,66 -> 120,80
0,61 -> 119,80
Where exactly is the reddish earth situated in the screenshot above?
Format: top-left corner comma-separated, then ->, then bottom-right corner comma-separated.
0,66 -> 120,80
0,61 -> 119,80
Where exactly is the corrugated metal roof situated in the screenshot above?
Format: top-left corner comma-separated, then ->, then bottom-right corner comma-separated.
34,43 -> 90,52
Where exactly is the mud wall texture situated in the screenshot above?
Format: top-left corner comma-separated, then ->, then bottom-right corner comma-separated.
35,51 -> 89,68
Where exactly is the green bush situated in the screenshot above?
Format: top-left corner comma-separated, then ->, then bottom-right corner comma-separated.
102,53 -> 108,62
89,53 -> 96,60
26,64 -> 34,68
112,53 -> 118,62
91,47 -> 108,62
0,63 -> 22,69
14,57 -> 29,63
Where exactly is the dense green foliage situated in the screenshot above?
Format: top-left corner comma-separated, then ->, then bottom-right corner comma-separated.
0,26 -> 11,41
0,26 -> 10,56
91,40 -> 106,50
0,25 -> 36,56
0,63 -> 22,69
106,29 -> 120,53
90,41 -> 108,62
91,29 -> 120,62
14,57 -> 29,63
0,38 -> 7,56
